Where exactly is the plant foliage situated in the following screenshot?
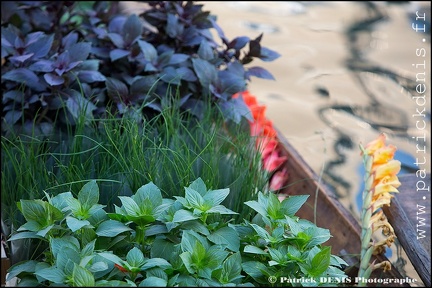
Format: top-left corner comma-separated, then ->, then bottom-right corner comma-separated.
7,179 -> 348,287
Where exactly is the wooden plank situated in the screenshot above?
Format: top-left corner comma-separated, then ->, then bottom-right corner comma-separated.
382,173 -> 431,287
276,131 -> 410,286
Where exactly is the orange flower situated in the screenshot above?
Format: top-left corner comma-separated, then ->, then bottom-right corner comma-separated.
270,168 -> 289,191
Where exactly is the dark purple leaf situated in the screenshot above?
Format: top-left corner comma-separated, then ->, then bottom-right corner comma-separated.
197,40 -> 213,60
106,77 -> 129,100
169,54 -> 189,65
65,61 -> 83,72
166,13 -> 180,38
218,70 -> 246,97
25,32 -> 44,46
68,42 -> 91,62
26,34 -> 54,59
4,110 -> 23,125
161,67 -> 181,85
246,66 -> 276,80
108,15 -> 127,34
10,53 -> 34,63
144,63 -> 158,72
259,47 -> 281,62
248,40 -> 261,58
130,75 -> 158,96
176,67 -> 197,82
1,25 -> 19,48
179,93 -> 192,107
29,60 -> 54,72
44,73 -> 64,86
182,98 -> 205,119
192,58 -> 217,92
62,32 -> 79,49
123,14 -> 143,45
2,90 -> 24,103
228,36 -> 250,50
110,49 -> 130,62
157,51 -> 173,68
138,40 -> 157,62
107,33 -> 125,48
65,89 -> 96,120
79,60 -> 99,71
91,47 -> 110,58
219,97 -> 252,124
3,68 -> 43,90
77,71 -> 106,83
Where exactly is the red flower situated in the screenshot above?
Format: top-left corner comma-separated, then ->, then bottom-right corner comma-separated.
233,90 -> 289,192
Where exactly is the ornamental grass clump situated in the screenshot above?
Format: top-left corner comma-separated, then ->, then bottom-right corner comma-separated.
357,133 -> 401,286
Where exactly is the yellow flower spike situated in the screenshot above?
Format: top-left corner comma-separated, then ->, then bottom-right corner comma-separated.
358,133 -> 401,286
374,159 -> 401,181
362,133 -> 386,155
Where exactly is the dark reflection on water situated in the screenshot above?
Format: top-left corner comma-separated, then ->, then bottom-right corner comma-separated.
319,1 -> 430,204
317,1 -> 430,281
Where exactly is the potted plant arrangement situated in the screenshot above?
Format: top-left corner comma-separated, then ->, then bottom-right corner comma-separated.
1,1 -> 407,287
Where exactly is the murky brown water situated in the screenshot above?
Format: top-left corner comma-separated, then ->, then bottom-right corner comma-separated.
121,1 -> 431,285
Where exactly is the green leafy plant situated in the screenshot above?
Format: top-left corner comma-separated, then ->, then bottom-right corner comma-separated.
6,178 -> 348,287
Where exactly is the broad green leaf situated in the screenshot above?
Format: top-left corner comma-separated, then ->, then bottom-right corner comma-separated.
139,276 -> 167,287
180,221 -> 210,236
8,231 -> 44,241
56,247 -> 81,273
184,187 -> 204,209
96,219 -> 132,237
244,245 -> 268,255
249,223 -> 270,240
141,258 -> 172,270
81,239 -> 97,257
35,267 -> 66,283
67,197 -> 82,215
242,261 -> 269,280
51,192 -> 74,211
180,251 -> 195,274
50,237 -> 80,258
221,252 -> 243,283
78,180 -> 99,210
206,205 -> 238,215
244,200 -> 267,218
172,209 -> 199,223
18,199 -> 46,223
18,220 -> 43,232
66,216 -> 91,232
203,188 -> 229,207
151,239 -> 176,260
98,252 -> 124,266
134,182 -> 162,207
6,260 -> 38,281
281,195 -> 309,216
118,196 -> 141,217
145,224 -> 168,236
126,247 -> 145,268
305,226 -> 331,248
266,192 -> 283,219
188,177 -> 207,196
73,263 -> 95,287
285,215 -> 302,236
36,224 -> 55,237
330,255 -> 349,268
309,246 -> 331,277
207,226 -> 239,252
88,261 -> 109,273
